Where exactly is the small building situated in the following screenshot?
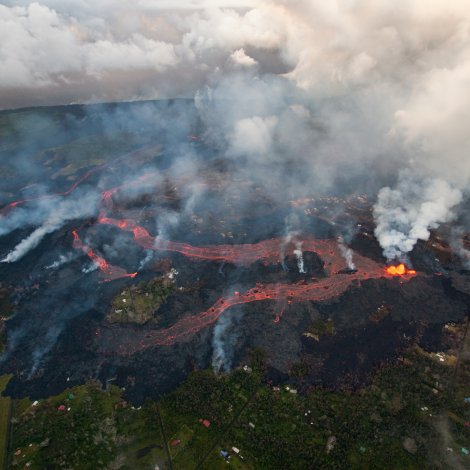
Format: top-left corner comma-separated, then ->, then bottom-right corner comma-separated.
199,418 -> 211,428
170,439 -> 181,447
232,447 -> 240,454
57,405 -> 66,411
220,449 -> 230,460
248,422 -> 255,429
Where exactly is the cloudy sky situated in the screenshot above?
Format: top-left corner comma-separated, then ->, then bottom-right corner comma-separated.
1,0 -> 469,112
0,0 -> 259,108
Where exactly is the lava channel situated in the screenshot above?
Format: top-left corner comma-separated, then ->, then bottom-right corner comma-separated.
72,230 -> 137,283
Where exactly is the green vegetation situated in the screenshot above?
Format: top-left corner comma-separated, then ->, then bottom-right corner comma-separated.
0,375 -> 12,470
5,321 -> 470,469
108,274 -> 177,324
10,382 -> 168,470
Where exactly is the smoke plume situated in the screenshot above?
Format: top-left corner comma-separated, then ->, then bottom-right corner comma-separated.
373,173 -> 462,261
293,241 -> 306,274
2,191 -> 99,263
212,305 -> 244,373
338,236 -> 355,270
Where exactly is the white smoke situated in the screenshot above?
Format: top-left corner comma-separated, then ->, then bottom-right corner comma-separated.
45,253 -> 74,270
82,263 -> 98,274
373,173 -> 462,261
212,306 -> 243,373
2,191 -> 99,263
338,236 -> 355,270
280,228 -> 298,271
0,198 -> 60,237
138,250 -> 154,271
293,241 -> 306,274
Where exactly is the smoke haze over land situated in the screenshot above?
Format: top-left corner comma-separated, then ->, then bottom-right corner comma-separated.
1,1 -> 470,262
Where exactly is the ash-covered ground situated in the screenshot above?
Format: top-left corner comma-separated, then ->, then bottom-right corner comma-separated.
0,101 -> 469,404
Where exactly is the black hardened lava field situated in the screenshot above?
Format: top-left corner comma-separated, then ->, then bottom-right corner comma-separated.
0,102 -> 468,408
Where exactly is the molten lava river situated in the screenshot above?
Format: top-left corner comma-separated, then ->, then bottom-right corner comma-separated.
2,161 -> 419,357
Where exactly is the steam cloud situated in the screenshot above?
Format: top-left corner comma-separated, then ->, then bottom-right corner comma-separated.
294,242 -> 306,274
212,306 -> 244,373
338,236 -> 355,270
373,173 -> 462,261
45,253 -> 74,270
2,191 -> 99,263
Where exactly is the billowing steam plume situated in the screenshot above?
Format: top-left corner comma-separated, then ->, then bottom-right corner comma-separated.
45,253 -> 74,270
212,305 -> 244,373
338,236 -> 355,270
373,173 -> 462,261
293,241 -> 306,274
2,191 -> 99,263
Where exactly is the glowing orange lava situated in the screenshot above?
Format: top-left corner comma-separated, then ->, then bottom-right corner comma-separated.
72,230 -> 137,282
386,264 -> 417,276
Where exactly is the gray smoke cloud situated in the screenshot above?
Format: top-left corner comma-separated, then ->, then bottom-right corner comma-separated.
2,190 -> 99,263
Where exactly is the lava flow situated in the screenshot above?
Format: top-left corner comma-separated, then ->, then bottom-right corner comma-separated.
72,230 -> 137,282
386,264 -> 416,276
97,215 -> 376,273
96,238 -> 417,355
72,168 -> 416,353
